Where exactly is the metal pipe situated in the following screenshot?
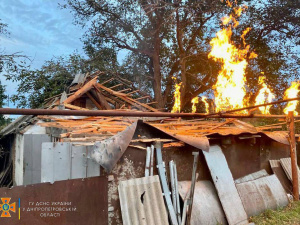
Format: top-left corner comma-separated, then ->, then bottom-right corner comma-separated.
287,111 -> 299,200
174,162 -> 181,224
181,174 -> 199,225
150,145 -> 154,176
155,142 -> 178,225
1,107 -> 300,118
145,147 -> 151,177
186,152 -> 199,225
169,161 -> 177,214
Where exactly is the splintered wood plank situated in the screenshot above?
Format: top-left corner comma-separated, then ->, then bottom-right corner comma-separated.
203,145 -> 248,225
96,83 -> 127,97
64,103 -> 90,111
92,85 -> 112,109
125,96 -> 159,112
86,92 -> 103,110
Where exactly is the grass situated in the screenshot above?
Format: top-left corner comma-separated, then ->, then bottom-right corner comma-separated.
250,201 -> 300,225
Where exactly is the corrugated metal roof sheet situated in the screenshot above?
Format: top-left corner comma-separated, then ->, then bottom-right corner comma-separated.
71,73 -> 87,85
0,115 -> 33,136
118,175 -> 168,225
236,174 -> 289,217
263,131 -> 289,145
148,120 -> 289,147
235,169 -> 268,184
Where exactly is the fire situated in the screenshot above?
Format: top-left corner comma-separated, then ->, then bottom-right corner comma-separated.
208,5 -> 257,113
202,96 -> 209,114
255,77 -> 275,114
171,82 -> 181,113
191,97 -> 198,113
283,82 -> 300,115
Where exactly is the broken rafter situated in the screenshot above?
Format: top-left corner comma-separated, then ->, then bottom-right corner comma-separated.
63,103 -> 89,111
110,83 -> 123,89
101,78 -> 114,85
135,96 -> 151,101
124,96 -> 159,112
118,88 -> 132,93
64,77 -> 98,104
126,90 -> 139,95
95,83 -> 127,97
92,86 -> 112,110
86,92 -> 104,110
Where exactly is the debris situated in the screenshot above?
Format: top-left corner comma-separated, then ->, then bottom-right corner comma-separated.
150,145 -> 154,176
178,181 -> 226,225
236,174 -> 289,217
155,141 -> 178,225
269,160 -> 292,193
186,152 -> 199,225
203,145 -> 248,225
145,147 -> 151,177
235,169 -> 268,184
118,176 -> 168,225
280,157 -> 300,194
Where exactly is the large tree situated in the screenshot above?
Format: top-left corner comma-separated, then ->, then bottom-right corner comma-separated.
64,0 -> 299,112
64,0 -> 229,110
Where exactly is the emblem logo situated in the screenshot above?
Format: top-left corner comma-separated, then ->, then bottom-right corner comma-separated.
0,198 -> 16,217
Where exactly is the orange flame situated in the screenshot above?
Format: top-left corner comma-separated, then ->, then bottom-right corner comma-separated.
255,77 -> 275,114
171,82 -> 181,113
209,6 -> 256,113
201,96 -> 209,114
191,97 -> 198,113
283,82 -> 300,115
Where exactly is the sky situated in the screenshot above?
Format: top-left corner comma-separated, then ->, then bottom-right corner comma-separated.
0,0 -> 86,106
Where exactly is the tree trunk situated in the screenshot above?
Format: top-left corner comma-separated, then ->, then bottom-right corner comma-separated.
176,9 -> 187,111
152,41 -> 164,109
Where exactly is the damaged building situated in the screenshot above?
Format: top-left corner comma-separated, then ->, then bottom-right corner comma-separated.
0,71 -> 299,225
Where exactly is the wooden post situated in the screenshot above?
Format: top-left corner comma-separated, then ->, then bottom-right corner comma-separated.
287,111 -> 299,200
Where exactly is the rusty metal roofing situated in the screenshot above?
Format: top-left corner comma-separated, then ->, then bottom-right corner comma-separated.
147,120 -> 290,146
118,175 -> 168,225
263,131 -> 289,145
145,122 -> 210,151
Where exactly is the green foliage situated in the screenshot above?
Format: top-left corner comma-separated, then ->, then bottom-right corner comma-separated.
6,54 -> 85,108
0,81 -> 7,127
5,50 -> 119,108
